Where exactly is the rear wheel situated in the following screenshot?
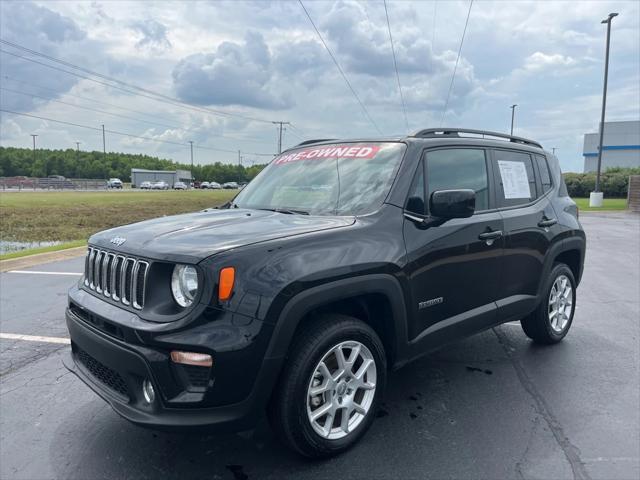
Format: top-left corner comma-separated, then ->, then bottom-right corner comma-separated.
268,314 -> 386,458
521,263 -> 576,344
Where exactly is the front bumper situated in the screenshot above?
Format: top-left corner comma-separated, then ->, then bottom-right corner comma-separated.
64,286 -> 282,431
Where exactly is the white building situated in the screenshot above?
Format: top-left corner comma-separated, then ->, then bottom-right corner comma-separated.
583,120 -> 640,172
131,168 -> 192,188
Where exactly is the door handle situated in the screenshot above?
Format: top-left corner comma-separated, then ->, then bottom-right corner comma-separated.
538,218 -> 558,228
478,230 -> 503,241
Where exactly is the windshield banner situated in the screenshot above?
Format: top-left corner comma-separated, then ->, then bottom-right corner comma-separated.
274,145 -> 382,165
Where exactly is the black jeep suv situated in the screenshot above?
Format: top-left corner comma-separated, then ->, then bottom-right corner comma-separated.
64,128 -> 586,457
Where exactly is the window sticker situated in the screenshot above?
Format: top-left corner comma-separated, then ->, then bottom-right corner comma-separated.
274,145 -> 382,165
497,160 -> 530,199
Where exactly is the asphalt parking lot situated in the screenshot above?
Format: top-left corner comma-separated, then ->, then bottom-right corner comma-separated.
1,212 -> 638,480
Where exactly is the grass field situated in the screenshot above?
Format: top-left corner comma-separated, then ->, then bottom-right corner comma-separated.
0,190 -> 236,244
574,197 -> 628,211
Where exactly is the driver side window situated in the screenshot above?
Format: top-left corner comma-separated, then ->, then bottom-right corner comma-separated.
426,149 -> 489,212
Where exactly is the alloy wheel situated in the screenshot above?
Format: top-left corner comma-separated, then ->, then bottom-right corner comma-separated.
548,274 -> 573,333
306,340 -> 377,440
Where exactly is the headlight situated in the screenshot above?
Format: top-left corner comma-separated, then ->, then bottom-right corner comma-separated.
171,264 -> 198,307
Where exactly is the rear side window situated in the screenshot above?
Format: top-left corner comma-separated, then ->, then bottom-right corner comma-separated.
535,154 -> 553,193
492,149 -> 537,207
425,149 -> 489,212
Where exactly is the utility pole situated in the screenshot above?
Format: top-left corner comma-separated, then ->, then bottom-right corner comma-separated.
592,12 -> 619,207
238,150 -> 241,166
101,124 -> 107,179
101,124 -> 106,157
189,141 -> 194,185
272,121 -> 291,154
552,147 -> 558,155
30,134 -> 38,165
76,142 -> 81,162
509,104 -> 517,136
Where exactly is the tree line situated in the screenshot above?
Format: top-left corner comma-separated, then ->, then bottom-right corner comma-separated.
0,147 -> 267,183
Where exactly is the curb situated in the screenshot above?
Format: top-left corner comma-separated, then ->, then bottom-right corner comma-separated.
0,246 -> 86,272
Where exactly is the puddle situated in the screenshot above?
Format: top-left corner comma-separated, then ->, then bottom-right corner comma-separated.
0,240 -> 62,255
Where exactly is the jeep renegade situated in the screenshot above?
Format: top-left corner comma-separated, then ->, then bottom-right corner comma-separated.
64,128 -> 586,458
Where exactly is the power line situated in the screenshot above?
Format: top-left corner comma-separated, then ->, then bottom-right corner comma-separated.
0,109 -> 275,157
0,83 -> 273,146
298,0 -> 383,135
439,0 -> 473,127
0,38 -> 278,125
383,0 -> 410,133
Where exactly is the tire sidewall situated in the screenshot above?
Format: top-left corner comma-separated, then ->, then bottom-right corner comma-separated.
543,264 -> 577,341
292,321 -> 386,456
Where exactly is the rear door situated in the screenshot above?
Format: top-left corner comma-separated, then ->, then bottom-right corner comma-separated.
490,149 -> 559,320
403,147 -> 504,346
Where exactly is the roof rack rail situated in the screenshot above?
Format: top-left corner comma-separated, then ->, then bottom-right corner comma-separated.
294,139 -> 337,147
410,128 -> 543,149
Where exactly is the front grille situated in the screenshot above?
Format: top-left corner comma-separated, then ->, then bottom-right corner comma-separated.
84,247 -> 149,310
76,346 -> 129,399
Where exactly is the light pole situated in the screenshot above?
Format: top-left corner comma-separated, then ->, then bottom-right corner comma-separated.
552,147 -> 558,155
591,12 -> 618,208
509,104 -> 517,136
75,142 -> 81,162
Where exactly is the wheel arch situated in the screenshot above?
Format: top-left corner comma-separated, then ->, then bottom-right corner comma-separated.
537,236 -> 585,300
264,274 -> 408,373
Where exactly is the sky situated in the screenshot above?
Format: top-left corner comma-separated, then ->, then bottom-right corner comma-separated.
0,0 -> 639,172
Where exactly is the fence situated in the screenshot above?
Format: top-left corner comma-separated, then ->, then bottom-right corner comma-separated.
0,177 -> 108,191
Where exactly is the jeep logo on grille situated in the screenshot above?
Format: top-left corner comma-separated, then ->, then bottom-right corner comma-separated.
110,236 -> 126,247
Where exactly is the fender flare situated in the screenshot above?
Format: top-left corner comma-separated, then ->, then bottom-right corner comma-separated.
536,236 -> 585,299
263,274 -> 409,366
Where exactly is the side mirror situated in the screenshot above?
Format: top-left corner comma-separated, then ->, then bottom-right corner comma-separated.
430,189 -> 475,219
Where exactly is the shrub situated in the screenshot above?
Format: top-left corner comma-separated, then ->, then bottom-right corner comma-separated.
563,167 -> 639,198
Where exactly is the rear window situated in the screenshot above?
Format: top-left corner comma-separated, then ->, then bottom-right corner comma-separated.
492,149 -> 537,207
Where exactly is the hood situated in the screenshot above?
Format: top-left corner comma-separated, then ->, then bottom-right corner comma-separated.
89,208 -> 355,263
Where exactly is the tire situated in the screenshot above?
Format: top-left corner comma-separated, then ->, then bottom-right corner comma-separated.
521,263 -> 576,344
268,314 -> 387,458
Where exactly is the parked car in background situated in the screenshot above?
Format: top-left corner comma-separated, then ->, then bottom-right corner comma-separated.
107,178 -> 123,189
151,181 -> 169,190
223,181 -> 239,189
173,181 -> 188,190
200,181 -> 210,189
139,181 -> 152,190
209,182 -> 222,189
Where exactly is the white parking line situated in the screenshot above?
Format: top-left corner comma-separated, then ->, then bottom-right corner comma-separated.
0,333 -> 71,344
7,270 -> 82,276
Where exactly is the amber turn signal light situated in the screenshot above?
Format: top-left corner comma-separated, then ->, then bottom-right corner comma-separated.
218,267 -> 235,301
170,351 -> 213,367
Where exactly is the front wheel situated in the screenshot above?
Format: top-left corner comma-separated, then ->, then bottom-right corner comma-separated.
521,263 -> 576,344
268,314 -> 386,458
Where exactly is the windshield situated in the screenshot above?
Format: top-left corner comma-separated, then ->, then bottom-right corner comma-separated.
233,142 -> 406,216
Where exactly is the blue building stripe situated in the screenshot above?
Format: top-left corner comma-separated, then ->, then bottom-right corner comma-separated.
583,145 -> 640,157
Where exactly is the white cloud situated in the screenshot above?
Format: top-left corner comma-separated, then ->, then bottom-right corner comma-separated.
523,52 -> 578,72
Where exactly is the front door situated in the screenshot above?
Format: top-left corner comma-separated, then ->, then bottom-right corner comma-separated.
403,148 -> 504,347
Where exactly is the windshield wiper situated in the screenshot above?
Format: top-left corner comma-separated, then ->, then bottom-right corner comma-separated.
258,207 -> 309,215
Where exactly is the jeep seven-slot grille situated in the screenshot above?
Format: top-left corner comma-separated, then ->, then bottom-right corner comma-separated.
84,247 -> 149,310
